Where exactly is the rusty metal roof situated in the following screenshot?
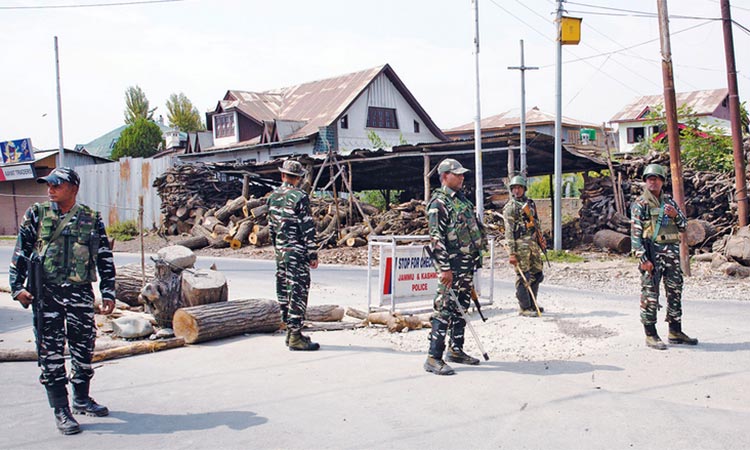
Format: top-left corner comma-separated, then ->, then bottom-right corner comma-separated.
213,64 -> 446,143
609,88 -> 728,123
444,107 -> 599,135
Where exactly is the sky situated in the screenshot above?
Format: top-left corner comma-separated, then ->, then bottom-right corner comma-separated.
1,0 -> 749,151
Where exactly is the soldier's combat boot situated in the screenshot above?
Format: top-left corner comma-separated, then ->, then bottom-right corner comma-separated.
668,322 -> 698,345
54,407 -> 81,435
445,348 -> 480,366
72,383 -> 109,417
644,324 -> 667,350
288,330 -> 320,351
518,308 -> 538,317
423,356 -> 455,375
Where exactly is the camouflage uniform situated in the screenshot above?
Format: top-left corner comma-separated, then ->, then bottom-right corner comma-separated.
427,185 -> 486,360
267,181 -> 318,332
9,201 -> 115,409
502,195 -> 544,311
630,192 -> 687,326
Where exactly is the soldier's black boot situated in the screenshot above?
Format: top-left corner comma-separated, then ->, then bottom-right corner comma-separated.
445,348 -> 480,366
72,383 -> 109,417
668,322 -> 698,345
529,272 -> 545,313
288,329 -> 320,351
516,275 -> 533,315
644,324 -> 667,350
424,319 -> 455,375
54,407 -> 81,435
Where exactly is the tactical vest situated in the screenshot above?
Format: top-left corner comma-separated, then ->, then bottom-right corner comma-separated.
432,189 -> 484,256
35,202 -> 99,285
510,198 -> 536,240
641,201 -> 680,245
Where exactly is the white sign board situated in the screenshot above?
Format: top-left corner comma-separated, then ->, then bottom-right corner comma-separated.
0,164 -> 35,182
378,245 -> 439,306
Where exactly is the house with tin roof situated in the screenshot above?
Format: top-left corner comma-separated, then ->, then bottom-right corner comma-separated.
179,64 -> 446,164
609,88 -> 730,153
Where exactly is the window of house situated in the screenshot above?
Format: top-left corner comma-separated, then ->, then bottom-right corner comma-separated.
214,113 -> 235,139
340,115 -> 348,129
627,126 -> 645,144
366,107 -> 398,129
413,120 -> 420,133
651,126 -> 659,135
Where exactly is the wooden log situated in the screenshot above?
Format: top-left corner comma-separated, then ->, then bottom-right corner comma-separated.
302,321 -> 365,332
685,219 -> 716,247
139,259 -> 182,328
251,204 -> 268,219
202,215 -> 222,232
345,307 -> 368,320
242,198 -> 266,217
115,264 -> 156,306
173,298 -> 281,344
346,237 -> 367,247
593,229 -> 631,254
249,226 -> 270,246
91,337 -> 185,362
366,311 -> 429,332
305,304 -> 345,322
215,196 -> 248,222
174,235 -> 210,250
180,269 -> 228,308
235,220 -> 254,244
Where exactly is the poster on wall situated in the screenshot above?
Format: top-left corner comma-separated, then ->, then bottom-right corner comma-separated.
0,138 -> 34,165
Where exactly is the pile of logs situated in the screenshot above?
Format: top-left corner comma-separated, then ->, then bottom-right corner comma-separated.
578,153 -> 739,253
154,163 -> 274,235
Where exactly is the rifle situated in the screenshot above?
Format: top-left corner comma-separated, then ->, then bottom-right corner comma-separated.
641,239 -> 663,310
521,202 -> 550,268
23,254 -> 45,365
423,246 -> 489,361
469,288 -> 488,322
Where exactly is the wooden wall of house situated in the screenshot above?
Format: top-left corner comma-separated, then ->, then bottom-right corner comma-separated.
239,115 -> 263,143
0,179 -> 47,235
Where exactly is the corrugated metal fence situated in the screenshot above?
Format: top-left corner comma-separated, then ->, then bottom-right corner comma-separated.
76,156 -> 174,229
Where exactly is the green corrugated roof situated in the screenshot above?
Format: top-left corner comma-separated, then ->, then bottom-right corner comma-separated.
76,121 -> 186,158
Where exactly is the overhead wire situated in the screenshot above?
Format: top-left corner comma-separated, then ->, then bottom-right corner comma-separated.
0,0 -> 184,10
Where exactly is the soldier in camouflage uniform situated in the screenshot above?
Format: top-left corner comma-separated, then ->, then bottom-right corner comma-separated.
9,167 -> 115,435
502,175 -> 545,317
631,164 -> 698,350
424,158 -> 486,376
267,160 -> 320,351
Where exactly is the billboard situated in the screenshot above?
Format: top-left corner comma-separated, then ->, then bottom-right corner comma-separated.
0,138 -> 34,165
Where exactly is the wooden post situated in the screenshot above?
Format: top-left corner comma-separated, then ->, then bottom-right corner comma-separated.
601,123 -> 623,215
138,195 -> 145,285
242,174 -> 250,199
423,154 -> 431,203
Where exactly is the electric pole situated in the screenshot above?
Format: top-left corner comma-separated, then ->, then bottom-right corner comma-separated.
54,36 -> 65,167
656,0 -> 690,275
472,0 -> 485,221
553,0 -> 564,251
508,39 -> 539,177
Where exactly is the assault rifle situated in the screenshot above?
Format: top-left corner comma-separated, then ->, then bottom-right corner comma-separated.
22,254 -> 45,365
521,202 -> 550,267
641,238 -> 663,310
423,246 -> 489,361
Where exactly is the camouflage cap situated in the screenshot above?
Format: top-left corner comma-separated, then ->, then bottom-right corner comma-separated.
437,158 -> 470,175
36,167 -> 80,187
279,160 -> 306,177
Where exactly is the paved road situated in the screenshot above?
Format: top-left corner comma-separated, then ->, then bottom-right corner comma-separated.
1,248 -> 749,449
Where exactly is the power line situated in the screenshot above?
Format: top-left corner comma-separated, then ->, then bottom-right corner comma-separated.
0,0 -> 184,10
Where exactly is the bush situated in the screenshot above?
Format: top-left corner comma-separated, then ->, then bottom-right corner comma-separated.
107,220 -> 139,241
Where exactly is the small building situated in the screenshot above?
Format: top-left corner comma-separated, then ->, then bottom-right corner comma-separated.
0,148 -> 110,235
609,88 -> 731,153
180,64 -> 447,164
75,116 -> 188,159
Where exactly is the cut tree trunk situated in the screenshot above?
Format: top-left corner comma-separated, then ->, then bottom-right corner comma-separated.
91,337 -> 185,362
139,259 -> 183,328
174,235 -> 210,250
172,298 -> 281,344
305,304 -> 345,322
115,264 -> 156,306
215,196 -> 248,222
685,219 -> 716,247
593,229 -> 631,254
249,226 -> 270,246
180,269 -> 228,308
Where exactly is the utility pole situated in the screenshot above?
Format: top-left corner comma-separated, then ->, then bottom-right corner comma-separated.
720,0 -> 749,227
508,39 -> 539,177
54,36 -> 65,167
553,0 -> 564,251
472,0 -> 485,221
657,0 -> 690,275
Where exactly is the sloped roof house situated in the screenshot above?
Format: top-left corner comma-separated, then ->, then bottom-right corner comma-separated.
180,64 -> 447,164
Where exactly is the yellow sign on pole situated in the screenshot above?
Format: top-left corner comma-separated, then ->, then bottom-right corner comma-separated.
560,16 -> 582,45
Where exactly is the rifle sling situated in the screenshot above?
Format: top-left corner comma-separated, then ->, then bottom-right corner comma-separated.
39,203 -> 81,259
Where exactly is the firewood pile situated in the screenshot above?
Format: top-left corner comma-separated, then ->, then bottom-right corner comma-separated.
153,163 -> 274,235
577,152 -> 740,252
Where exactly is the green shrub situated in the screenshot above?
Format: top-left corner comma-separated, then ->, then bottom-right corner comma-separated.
546,250 -> 585,263
107,220 -> 139,241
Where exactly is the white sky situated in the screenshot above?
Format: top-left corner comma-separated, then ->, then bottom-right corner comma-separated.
1,0 -> 749,150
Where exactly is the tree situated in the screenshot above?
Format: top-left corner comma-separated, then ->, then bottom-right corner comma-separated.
124,85 -> 156,125
633,104 -> 736,173
111,118 -> 164,159
166,92 -> 205,132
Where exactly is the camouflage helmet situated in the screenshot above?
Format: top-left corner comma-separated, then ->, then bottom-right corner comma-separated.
642,164 -> 667,181
509,175 -> 527,189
